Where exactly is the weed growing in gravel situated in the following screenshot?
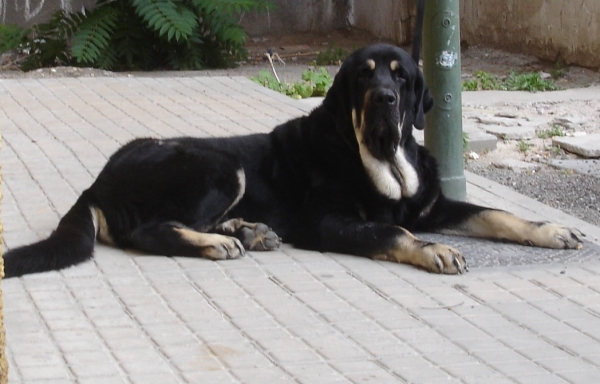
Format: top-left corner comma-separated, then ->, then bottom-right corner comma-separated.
549,145 -> 564,156
463,70 -> 559,92
462,132 -> 469,150
251,67 -> 333,99
517,140 -> 532,153
537,126 -> 566,139
314,45 -> 349,65
504,70 -> 559,92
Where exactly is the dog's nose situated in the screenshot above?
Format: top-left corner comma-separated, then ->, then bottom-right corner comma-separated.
372,88 -> 397,105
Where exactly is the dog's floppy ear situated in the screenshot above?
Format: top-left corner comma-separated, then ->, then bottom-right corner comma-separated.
413,70 -> 433,130
322,65 -> 348,117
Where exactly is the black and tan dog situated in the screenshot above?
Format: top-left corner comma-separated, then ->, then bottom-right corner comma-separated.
4,44 -> 584,278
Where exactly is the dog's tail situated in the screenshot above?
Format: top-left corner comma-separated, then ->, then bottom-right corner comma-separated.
3,192 -> 97,278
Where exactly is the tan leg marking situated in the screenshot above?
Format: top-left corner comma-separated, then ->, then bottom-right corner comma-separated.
92,207 -> 114,245
443,210 -> 584,250
174,228 -> 245,260
374,228 -> 467,274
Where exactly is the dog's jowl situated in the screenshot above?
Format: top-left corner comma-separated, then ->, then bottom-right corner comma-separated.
4,44 -> 583,278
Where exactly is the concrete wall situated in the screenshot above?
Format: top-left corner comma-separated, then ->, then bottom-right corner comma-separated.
352,0 -> 417,45
0,0 -> 95,27
241,0 -> 352,36
353,0 -> 600,68
460,0 -> 600,68
0,0 -> 351,36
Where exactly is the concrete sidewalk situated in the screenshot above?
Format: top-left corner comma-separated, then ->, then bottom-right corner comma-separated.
1,76 -> 600,383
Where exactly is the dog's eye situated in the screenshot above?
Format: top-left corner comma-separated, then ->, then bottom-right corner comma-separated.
359,67 -> 371,80
393,72 -> 406,85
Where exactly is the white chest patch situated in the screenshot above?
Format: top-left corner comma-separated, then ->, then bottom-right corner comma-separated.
352,109 -> 419,200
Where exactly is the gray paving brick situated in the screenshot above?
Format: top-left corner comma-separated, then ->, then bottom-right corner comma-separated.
53,329 -> 106,353
230,367 -> 295,384
19,364 -> 72,381
64,350 -> 123,378
285,362 -> 348,383
556,367 -> 600,383
128,373 -> 182,384
111,347 -> 173,375
182,369 -> 238,383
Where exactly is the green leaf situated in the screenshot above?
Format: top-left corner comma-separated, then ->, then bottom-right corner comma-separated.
71,6 -> 117,64
132,0 -> 197,42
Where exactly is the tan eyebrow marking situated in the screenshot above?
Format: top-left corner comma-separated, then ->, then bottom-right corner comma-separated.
390,60 -> 399,71
366,59 -> 376,70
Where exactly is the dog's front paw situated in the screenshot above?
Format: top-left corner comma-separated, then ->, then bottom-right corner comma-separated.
529,223 -> 584,250
379,237 -> 468,275
202,235 -> 245,260
418,243 -> 468,274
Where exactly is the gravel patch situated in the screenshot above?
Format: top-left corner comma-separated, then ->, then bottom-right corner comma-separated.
466,162 -> 600,226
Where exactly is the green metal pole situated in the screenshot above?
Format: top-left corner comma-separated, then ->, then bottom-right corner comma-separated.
422,0 -> 466,201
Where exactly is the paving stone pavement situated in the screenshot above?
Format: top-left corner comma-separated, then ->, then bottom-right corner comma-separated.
2,76 -> 600,383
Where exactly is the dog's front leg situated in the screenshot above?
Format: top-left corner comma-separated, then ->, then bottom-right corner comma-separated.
442,209 -> 585,250
315,218 -> 467,274
420,197 -> 584,250
372,226 -> 467,274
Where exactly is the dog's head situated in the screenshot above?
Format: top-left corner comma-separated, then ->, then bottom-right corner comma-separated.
324,44 -> 433,161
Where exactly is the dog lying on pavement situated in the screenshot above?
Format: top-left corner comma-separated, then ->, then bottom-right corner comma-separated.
3,44 -> 584,278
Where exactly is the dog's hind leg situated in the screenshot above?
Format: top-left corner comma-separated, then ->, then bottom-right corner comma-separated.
130,221 -> 245,260
213,218 -> 281,251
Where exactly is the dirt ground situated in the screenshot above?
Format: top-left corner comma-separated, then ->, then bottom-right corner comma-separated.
2,28 -> 599,88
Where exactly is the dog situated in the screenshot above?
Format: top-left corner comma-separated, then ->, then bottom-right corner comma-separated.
3,44 -> 584,278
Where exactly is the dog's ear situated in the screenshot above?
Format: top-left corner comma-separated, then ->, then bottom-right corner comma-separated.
322,67 -> 348,117
413,70 -> 433,130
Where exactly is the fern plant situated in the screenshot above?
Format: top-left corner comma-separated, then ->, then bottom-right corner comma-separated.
0,24 -> 27,55
10,0 -> 271,71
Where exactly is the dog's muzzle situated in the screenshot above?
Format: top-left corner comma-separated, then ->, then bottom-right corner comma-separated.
363,87 -> 401,160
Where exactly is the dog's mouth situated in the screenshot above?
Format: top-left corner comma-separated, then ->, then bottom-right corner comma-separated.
352,87 -> 404,160
361,111 -> 403,161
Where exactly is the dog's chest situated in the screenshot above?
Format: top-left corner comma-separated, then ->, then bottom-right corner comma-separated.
358,146 -> 420,201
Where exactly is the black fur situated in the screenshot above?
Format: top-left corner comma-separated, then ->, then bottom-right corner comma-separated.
3,44 -> 582,278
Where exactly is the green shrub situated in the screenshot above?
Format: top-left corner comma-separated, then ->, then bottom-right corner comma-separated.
301,67 -> 332,96
0,24 -> 27,55
4,0 -> 272,71
462,70 -> 559,92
